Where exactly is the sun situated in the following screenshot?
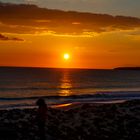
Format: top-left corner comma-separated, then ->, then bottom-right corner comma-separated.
64,53 -> 70,60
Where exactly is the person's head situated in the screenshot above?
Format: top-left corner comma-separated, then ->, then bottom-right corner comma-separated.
36,98 -> 46,107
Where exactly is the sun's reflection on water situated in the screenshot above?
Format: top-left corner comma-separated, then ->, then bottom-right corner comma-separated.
51,103 -> 72,108
59,70 -> 72,96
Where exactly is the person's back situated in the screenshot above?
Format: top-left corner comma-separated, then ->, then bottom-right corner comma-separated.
36,98 -> 48,140
37,103 -> 47,122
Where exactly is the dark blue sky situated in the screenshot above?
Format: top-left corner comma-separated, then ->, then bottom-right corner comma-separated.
0,0 -> 140,17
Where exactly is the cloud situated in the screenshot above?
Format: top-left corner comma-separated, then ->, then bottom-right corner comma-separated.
0,33 -> 24,41
0,2 -> 140,36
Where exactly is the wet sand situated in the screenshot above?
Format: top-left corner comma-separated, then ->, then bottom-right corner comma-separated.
0,99 -> 140,140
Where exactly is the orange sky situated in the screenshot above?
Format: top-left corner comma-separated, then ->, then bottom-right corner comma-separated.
0,3 -> 140,69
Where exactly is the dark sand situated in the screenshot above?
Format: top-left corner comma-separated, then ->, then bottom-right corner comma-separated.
0,100 -> 140,140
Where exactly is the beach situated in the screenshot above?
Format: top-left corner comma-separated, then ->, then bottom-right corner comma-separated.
0,99 -> 140,140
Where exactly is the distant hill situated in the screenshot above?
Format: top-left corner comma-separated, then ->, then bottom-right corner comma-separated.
114,67 -> 140,70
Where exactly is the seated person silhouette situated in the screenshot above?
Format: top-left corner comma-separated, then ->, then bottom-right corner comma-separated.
36,98 -> 48,140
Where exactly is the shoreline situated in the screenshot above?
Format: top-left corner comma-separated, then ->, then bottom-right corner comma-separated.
0,99 -> 128,111
50,99 -> 127,110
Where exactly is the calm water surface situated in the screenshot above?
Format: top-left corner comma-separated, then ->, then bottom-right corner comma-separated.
0,67 -> 140,109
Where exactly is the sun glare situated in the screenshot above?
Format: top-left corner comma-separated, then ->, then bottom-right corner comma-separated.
64,53 -> 70,60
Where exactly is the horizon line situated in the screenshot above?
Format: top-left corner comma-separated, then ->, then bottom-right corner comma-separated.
0,66 -> 140,70
0,65 -> 112,70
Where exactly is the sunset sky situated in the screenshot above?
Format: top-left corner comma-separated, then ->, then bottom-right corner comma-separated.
0,1 -> 140,69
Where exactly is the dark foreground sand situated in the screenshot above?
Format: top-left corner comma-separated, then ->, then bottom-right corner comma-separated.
0,100 -> 140,140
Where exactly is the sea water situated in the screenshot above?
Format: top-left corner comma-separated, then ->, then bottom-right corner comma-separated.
0,67 -> 140,109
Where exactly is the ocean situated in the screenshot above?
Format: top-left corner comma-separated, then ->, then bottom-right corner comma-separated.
0,67 -> 140,109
